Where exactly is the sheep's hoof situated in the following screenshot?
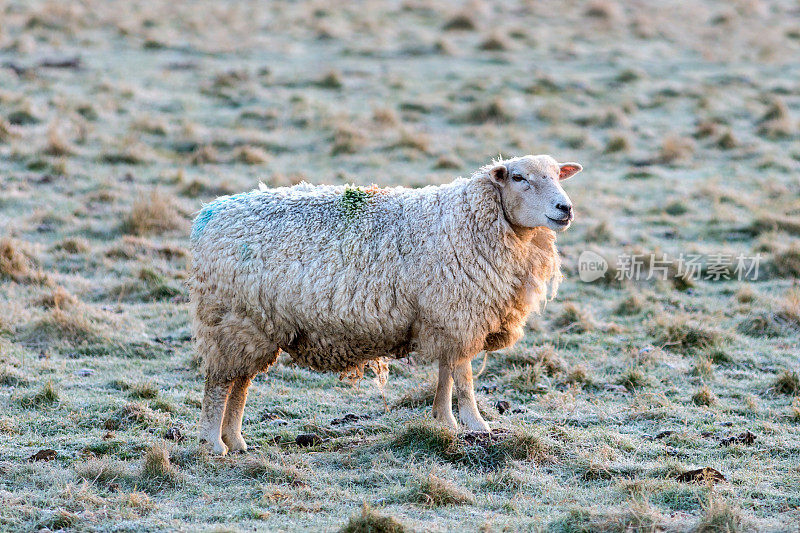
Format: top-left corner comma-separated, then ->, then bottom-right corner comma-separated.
460,414 -> 490,432
222,434 -> 248,453
469,421 -> 491,432
432,409 -> 458,429
200,437 -> 229,456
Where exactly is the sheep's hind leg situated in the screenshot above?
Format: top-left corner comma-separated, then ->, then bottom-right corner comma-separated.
432,359 -> 457,429
454,358 -> 490,432
221,376 -> 251,453
199,379 -> 233,455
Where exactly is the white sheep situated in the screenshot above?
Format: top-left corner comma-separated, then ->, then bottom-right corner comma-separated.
189,154 -> 581,455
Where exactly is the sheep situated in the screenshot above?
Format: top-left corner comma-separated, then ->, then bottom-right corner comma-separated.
189,154 -> 582,455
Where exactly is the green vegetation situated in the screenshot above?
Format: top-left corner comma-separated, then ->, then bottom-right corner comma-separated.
338,186 -> 378,221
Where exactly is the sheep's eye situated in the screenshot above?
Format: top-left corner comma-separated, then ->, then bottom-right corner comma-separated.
511,174 -> 525,182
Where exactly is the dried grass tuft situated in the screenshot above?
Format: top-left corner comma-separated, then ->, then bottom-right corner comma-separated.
330,125 -> 366,155
458,98 -> 512,124
18,307 -> 104,348
0,238 -> 43,283
659,135 -> 695,163
772,370 -> 799,396
552,303 -> 596,333
339,504 -> 407,533
18,380 -> 59,408
692,385 -> 717,406
234,145 -> 270,165
506,345 -> 565,376
316,70 -> 343,89
237,455 -> 307,486
35,286 -> 78,310
408,473 -> 474,506
694,498 -> 744,532
52,238 -> 89,254
75,457 -> 129,485
128,381 -> 159,399
44,122 -> 74,156
442,13 -> 476,31
141,443 -> 178,483
771,245 -> 800,278
478,34 -> 509,51
104,402 -> 161,430
651,314 -> 726,354
122,190 -> 185,236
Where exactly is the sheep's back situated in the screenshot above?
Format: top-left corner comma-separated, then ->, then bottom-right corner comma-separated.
189,185 -> 423,369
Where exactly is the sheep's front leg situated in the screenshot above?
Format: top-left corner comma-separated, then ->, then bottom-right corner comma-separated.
199,379 -> 233,455
432,359 -> 457,428
453,359 -> 490,432
221,376 -> 251,453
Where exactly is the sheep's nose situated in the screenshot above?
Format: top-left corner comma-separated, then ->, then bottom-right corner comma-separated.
555,203 -> 573,218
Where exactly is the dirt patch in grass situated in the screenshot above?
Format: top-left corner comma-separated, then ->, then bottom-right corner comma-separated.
442,13 -> 476,31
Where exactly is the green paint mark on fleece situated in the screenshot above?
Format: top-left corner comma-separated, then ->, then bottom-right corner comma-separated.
338,186 -> 377,221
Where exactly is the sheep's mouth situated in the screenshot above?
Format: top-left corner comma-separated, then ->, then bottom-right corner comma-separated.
546,215 -> 571,226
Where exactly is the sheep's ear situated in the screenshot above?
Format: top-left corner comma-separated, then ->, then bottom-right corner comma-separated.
559,162 -> 582,180
488,164 -> 508,185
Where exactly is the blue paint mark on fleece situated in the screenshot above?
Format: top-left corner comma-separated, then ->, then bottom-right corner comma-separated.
190,205 -> 215,242
240,243 -> 252,261
190,192 -> 252,243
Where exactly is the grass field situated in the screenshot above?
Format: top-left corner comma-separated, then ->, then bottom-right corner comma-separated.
1,0 -> 799,531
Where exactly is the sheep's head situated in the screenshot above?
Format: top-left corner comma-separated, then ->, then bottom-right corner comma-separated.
486,155 -> 581,232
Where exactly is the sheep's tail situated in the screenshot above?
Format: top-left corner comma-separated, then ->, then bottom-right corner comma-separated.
474,350 -> 489,378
